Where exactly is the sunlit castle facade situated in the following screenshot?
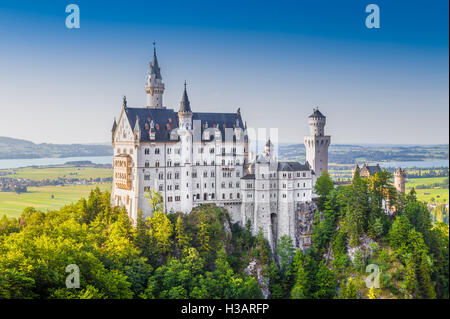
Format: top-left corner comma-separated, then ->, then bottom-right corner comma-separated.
111,48 -> 330,248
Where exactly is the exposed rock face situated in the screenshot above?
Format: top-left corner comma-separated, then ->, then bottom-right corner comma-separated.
244,259 -> 270,299
346,234 -> 377,263
295,201 -> 317,251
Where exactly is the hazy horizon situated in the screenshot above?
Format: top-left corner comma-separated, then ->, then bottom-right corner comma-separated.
0,0 -> 448,145
1,135 -> 449,148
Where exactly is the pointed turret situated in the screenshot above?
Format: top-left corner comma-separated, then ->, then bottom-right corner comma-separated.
149,45 -> 162,80
134,116 -> 141,142
111,117 -> 117,133
264,139 -> 274,156
178,81 -> 193,131
179,81 -> 192,114
122,95 -> 128,109
134,116 -> 140,132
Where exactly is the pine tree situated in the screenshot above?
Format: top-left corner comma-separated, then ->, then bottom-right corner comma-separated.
198,221 -> 210,252
339,277 -> 358,299
134,210 -> 151,257
175,215 -> 190,254
314,170 -> 334,210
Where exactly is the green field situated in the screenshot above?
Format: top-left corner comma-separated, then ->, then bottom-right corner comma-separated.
0,183 -> 112,219
0,165 -> 112,181
406,177 -> 449,204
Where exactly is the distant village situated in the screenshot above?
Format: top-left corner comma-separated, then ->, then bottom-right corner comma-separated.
0,161 -> 112,193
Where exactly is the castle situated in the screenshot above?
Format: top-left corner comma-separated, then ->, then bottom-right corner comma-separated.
111,48 -> 330,249
352,164 -> 406,193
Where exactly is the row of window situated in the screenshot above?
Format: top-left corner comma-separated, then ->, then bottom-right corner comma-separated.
143,147 -> 241,156
246,192 -> 307,199
143,170 -> 241,179
221,182 -> 240,188
259,172 -> 308,179
246,182 -> 308,189
142,188 -> 241,202
143,160 -> 241,168
196,147 -> 237,155
116,148 -> 133,155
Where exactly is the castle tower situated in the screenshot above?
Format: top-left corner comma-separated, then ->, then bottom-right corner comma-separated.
304,107 -> 330,179
145,44 -> 165,108
394,168 -> 406,193
178,81 -> 193,129
177,82 -> 194,213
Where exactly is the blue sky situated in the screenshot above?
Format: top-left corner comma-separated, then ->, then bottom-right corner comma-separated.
0,0 -> 448,144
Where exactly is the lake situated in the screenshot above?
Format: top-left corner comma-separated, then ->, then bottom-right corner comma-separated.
0,156 -> 448,170
377,160 -> 449,169
0,156 -> 113,169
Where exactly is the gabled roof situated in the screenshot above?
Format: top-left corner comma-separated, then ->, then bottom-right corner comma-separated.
123,107 -> 245,143
126,107 -> 179,142
192,112 -> 244,141
277,161 -> 310,171
364,165 -> 382,175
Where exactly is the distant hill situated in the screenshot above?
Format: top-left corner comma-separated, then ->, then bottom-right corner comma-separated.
277,143 -> 449,164
1,136 -> 448,164
0,137 -> 113,159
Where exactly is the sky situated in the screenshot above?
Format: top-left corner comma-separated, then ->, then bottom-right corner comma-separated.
0,0 -> 448,145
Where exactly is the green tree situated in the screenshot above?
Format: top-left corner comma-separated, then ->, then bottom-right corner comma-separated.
314,170 -> 334,210
175,215 -> 190,254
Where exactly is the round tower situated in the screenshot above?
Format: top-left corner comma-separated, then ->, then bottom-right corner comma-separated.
304,107 -> 330,180
145,44 -> 165,108
394,168 -> 406,193
308,107 -> 326,136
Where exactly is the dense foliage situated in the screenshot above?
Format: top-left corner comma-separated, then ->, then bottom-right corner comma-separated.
0,170 -> 448,299
267,171 -> 449,299
0,189 -> 265,299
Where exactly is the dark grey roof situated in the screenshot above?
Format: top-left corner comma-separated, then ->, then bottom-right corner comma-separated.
111,118 -> 117,133
124,107 -> 244,143
309,108 -> 325,118
179,84 -> 192,113
149,48 -> 162,80
253,154 -> 269,164
241,174 -> 255,180
192,112 -> 244,142
277,161 -> 310,171
365,165 -> 382,175
126,108 -> 180,142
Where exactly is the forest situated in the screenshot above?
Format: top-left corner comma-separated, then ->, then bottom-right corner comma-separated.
0,170 -> 448,299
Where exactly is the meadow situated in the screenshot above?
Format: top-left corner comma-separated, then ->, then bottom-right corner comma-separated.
0,183 -> 112,219
0,165 -> 112,181
406,177 -> 449,204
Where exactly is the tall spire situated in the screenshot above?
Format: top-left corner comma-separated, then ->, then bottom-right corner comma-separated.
149,42 -> 162,80
179,81 -> 192,114
111,117 -> 117,133
122,95 -> 127,109
134,116 -> 140,132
